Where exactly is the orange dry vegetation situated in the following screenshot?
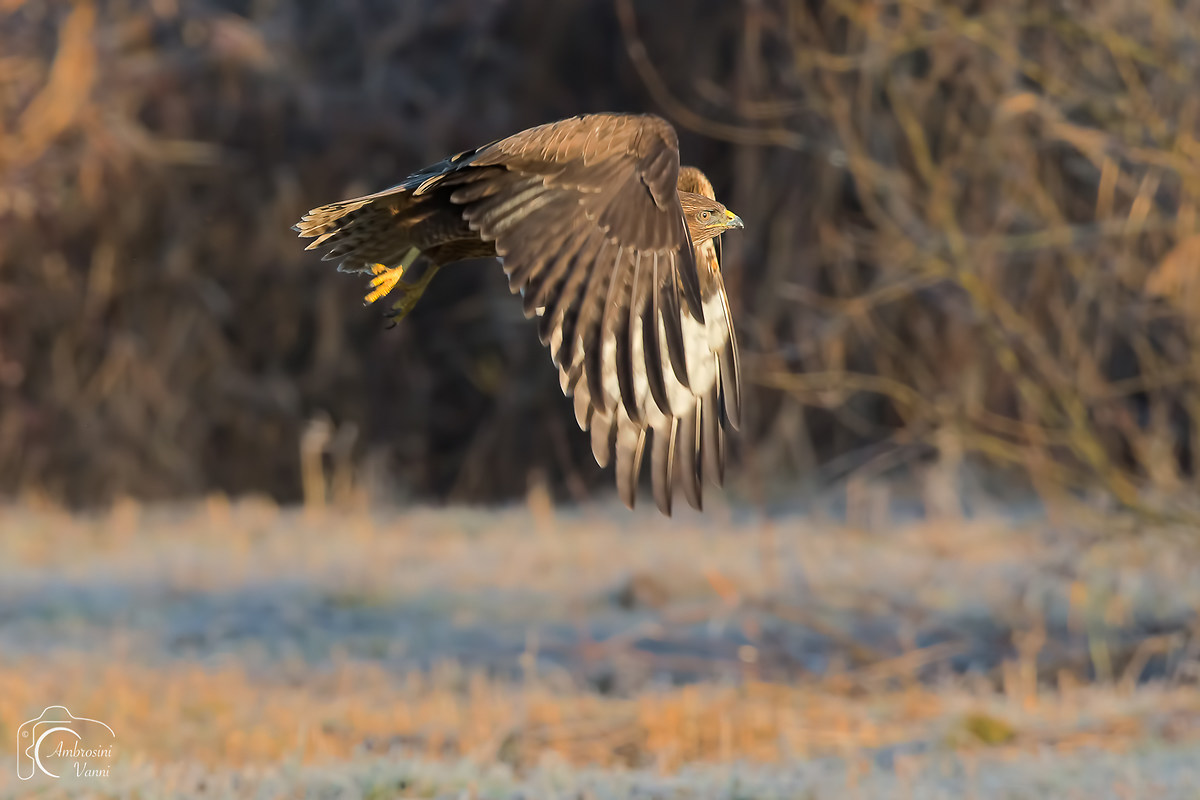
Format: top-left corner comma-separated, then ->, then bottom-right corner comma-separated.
1,657 -> 1192,772
1,499 -> 1198,779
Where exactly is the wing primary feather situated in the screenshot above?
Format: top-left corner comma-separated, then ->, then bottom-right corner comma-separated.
602,246 -> 640,421
660,251 -> 691,389
505,208 -> 574,287
615,417 -> 648,509
525,218 -> 590,319
643,255 -> 672,415
716,278 -> 742,429
560,359 -> 581,395
650,418 -> 678,516
675,215 -> 705,320
579,239 -> 616,412
537,235 -> 597,356
623,249 -> 648,419
676,409 -> 703,511
573,379 -> 592,429
701,385 -> 725,486
554,301 -> 583,372
591,413 -> 616,468
557,231 -> 604,382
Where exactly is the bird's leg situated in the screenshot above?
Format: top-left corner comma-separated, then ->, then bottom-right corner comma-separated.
383,261 -> 444,322
363,246 -> 422,306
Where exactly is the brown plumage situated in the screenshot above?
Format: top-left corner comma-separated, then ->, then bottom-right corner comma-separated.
294,113 -> 743,514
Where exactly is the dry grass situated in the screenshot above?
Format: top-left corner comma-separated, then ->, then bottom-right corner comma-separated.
0,655 -> 1193,773
0,498 -> 1198,796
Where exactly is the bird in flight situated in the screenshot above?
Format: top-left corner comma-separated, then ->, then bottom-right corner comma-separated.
294,113 -> 743,514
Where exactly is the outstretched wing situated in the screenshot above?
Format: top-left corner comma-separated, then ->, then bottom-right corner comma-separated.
428,112 -> 705,413
569,165 -> 742,514
423,114 -> 730,512
295,112 -> 738,514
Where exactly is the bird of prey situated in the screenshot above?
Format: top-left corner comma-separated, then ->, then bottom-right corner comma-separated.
294,113 -> 743,514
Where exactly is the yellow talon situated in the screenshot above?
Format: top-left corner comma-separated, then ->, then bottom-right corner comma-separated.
362,247 -> 422,306
364,267 -> 404,305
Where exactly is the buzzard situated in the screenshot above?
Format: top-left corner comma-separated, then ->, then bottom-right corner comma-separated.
294,113 -> 743,514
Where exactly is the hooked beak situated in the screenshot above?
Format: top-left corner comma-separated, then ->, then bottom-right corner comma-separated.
724,209 -> 744,230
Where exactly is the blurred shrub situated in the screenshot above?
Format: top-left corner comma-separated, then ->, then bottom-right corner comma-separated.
711,0 -> 1200,511
4,0 -> 1200,511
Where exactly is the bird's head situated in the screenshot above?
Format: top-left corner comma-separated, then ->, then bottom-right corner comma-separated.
679,192 -> 744,244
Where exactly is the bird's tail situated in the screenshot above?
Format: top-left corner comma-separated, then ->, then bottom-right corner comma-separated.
293,185 -> 413,274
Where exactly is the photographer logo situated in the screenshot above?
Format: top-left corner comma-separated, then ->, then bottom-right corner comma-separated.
16,706 -> 115,780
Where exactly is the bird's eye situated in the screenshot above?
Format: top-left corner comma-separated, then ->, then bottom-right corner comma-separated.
699,210 -> 711,221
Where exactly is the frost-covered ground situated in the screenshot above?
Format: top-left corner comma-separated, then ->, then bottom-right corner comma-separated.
13,747 -> 1200,800
0,497 -> 1198,798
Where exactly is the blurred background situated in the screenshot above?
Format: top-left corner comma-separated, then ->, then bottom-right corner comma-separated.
7,0 -> 1200,514
6,3 -> 1200,796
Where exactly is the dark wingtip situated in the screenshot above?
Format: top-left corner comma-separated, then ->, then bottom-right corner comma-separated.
677,411 -> 703,511
719,344 -> 742,431
702,389 -> 725,488
615,421 -> 647,511
650,421 -> 677,517
620,486 -> 637,510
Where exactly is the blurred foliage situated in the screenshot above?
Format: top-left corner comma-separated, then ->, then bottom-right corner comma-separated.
5,0 -> 1200,510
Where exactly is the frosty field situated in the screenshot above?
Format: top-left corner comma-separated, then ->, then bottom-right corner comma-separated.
1,497 -> 1198,798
